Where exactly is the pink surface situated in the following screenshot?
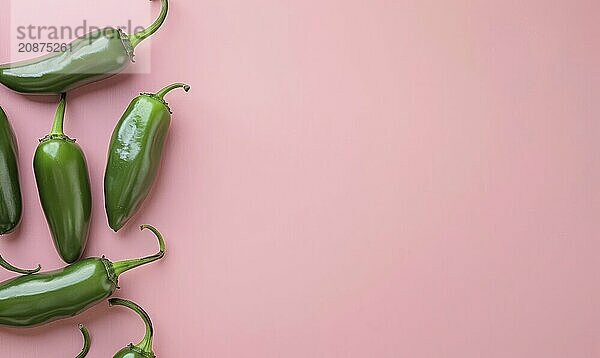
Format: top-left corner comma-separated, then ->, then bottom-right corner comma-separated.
0,0 -> 599,357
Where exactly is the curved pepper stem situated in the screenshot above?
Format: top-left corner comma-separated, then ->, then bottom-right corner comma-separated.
109,298 -> 155,355
112,225 -> 166,277
129,0 -> 169,49
0,254 -> 41,275
154,83 -> 191,100
50,93 -> 67,136
76,324 -> 91,358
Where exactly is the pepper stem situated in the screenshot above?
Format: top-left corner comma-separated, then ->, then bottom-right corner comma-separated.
109,299 -> 155,355
111,225 -> 166,277
129,0 -> 169,49
76,324 -> 91,358
50,93 -> 67,136
0,254 -> 41,275
154,83 -> 191,100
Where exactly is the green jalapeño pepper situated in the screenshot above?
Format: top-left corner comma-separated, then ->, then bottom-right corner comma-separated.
0,0 -> 168,95
0,106 -> 22,234
109,298 -> 158,358
105,83 -> 190,231
34,93 -> 92,263
77,324 -> 92,358
0,225 -> 165,327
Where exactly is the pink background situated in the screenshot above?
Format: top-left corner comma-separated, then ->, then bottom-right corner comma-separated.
0,0 -> 599,357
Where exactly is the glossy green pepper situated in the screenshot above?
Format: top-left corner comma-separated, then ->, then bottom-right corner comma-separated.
109,298 -> 157,358
77,324 -> 91,358
0,225 -> 165,327
0,0 -> 168,95
34,93 -> 92,263
105,83 -> 190,231
0,106 -> 22,234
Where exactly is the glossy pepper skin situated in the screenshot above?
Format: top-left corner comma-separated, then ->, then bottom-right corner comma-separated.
0,0 -> 168,95
105,83 -> 190,232
0,106 -> 22,234
109,298 -> 157,358
34,93 -> 92,263
0,225 -> 165,327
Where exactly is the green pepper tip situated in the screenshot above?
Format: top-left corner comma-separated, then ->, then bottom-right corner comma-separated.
108,298 -> 155,356
77,324 -> 91,358
50,93 -> 67,136
111,225 -> 166,277
140,224 -> 166,257
129,0 -> 169,49
0,254 -> 42,275
154,82 -> 190,100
